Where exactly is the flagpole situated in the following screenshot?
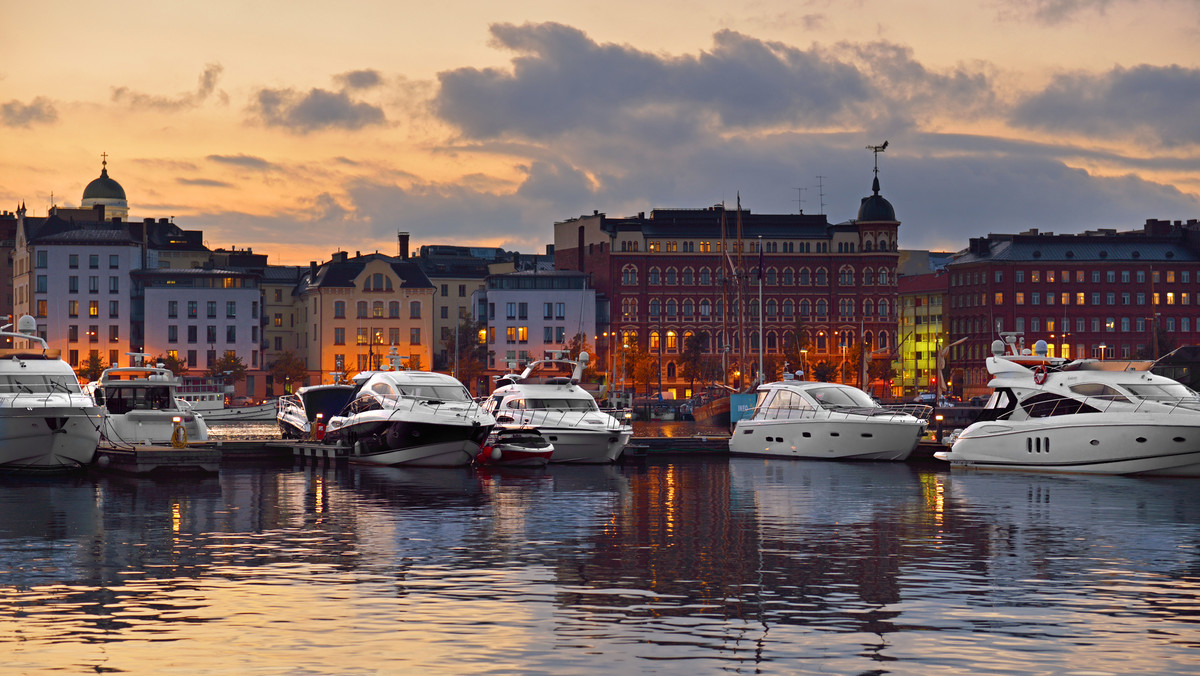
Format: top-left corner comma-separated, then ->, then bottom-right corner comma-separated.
758,235 -> 764,386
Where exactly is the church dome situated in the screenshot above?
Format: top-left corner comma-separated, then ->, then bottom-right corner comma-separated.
857,175 -> 895,222
83,166 -> 126,201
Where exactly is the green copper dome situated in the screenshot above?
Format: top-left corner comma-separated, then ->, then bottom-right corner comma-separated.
82,167 -> 126,201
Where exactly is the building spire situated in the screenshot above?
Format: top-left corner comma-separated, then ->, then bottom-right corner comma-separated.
100,151 -> 109,177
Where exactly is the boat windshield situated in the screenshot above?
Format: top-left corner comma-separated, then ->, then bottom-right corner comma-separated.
0,374 -> 83,395
1123,383 -> 1200,402
806,386 -> 878,409
381,383 -> 472,402
505,398 -> 597,411
1068,383 -> 1130,402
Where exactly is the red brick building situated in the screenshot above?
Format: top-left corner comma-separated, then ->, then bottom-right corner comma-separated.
945,219 -> 1200,398
554,175 -> 902,398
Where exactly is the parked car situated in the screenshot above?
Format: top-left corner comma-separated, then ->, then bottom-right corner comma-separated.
913,392 -> 954,407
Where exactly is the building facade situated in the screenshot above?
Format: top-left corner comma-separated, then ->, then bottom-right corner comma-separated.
554,174 -> 902,398
894,272 -> 947,398
474,270 -> 597,372
945,220 -> 1200,398
297,251 -> 435,385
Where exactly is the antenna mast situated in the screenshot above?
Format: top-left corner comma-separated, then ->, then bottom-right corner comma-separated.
816,175 -> 826,214
795,186 -> 806,214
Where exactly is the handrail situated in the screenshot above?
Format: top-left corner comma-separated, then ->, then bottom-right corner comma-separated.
493,407 -> 632,432
738,403 -> 931,423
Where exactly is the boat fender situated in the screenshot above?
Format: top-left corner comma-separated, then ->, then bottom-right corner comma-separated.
1033,365 -> 1048,385
490,446 -> 502,461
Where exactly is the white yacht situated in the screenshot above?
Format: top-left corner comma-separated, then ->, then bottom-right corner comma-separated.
482,352 -> 632,464
91,355 -> 209,446
0,316 -> 104,469
935,336 -> 1200,476
277,383 -> 356,439
324,368 -> 494,467
729,372 -> 930,461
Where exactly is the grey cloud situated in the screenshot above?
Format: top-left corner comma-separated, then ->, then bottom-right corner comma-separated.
434,22 -> 870,140
1011,65 -> 1200,147
335,70 -> 383,90
207,154 -> 277,171
112,63 -> 226,111
1,97 -> 58,127
178,177 -> 234,188
249,86 -> 386,133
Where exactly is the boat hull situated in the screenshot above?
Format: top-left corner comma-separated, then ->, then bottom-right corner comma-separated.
102,410 -> 209,445
330,418 -> 492,467
200,401 -> 277,422
0,406 -> 104,470
729,416 -> 925,461
937,417 -> 1200,476
536,427 -> 631,463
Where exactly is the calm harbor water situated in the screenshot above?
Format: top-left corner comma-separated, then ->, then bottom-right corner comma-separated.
2,432 -> 1199,674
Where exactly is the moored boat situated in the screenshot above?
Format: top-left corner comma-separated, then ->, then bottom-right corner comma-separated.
482,352 -> 632,464
90,354 -> 208,446
323,365 -> 494,467
277,383 -> 356,440
475,427 -> 554,467
729,371 -> 930,461
935,335 -> 1200,476
0,316 -> 104,470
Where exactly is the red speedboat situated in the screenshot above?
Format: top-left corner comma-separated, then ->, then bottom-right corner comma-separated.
475,427 -> 554,467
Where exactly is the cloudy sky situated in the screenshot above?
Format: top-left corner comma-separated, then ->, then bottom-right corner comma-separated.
2,0 -> 1198,265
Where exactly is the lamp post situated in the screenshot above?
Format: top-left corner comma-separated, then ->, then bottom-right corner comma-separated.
800,348 -> 808,377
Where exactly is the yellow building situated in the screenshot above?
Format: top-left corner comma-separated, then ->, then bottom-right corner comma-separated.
894,272 -> 947,398
298,251 -> 435,385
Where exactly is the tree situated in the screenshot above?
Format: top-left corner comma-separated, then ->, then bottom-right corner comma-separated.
780,318 -> 811,377
812,359 -> 835,382
443,317 -> 491,395
269,350 -> 310,393
564,332 -> 602,383
79,352 -> 107,381
150,353 -> 189,377
678,330 -> 710,392
205,353 -> 246,385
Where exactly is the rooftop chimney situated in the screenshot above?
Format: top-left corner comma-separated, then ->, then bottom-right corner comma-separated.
398,231 -> 410,259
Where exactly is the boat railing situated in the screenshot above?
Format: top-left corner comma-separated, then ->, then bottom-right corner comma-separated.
738,403 -> 932,423
1000,393 -> 1200,419
494,407 -> 632,431
277,393 -> 302,413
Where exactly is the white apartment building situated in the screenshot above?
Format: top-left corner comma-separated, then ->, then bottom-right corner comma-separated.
474,271 -> 597,371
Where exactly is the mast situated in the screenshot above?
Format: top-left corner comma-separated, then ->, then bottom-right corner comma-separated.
720,203 -> 729,383
736,193 -> 745,390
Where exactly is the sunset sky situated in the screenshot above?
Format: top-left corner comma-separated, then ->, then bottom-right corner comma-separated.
2,0 -> 1198,265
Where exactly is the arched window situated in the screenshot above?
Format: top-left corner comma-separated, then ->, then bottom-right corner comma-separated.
649,298 -> 661,316
682,299 -> 694,317
666,299 -> 677,317
699,299 -> 711,317
839,266 -> 854,285
665,267 -> 677,284
699,267 -> 711,285
878,331 -> 889,349
782,268 -> 794,285
864,331 -> 874,348
783,299 -> 794,317
666,330 -> 678,352
878,269 -> 890,285
863,239 -> 873,252
863,268 -> 874,285
766,298 -> 777,317
799,268 -> 811,285
815,268 -> 828,285
621,298 -> 638,320
666,361 -> 677,378
715,299 -> 723,318
878,299 -> 890,319
356,301 -> 368,318
334,300 -> 346,318
649,267 -> 661,284
372,273 -> 384,290
622,265 -> 638,285
681,268 -> 694,285
864,299 -> 875,317
766,331 -> 778,351
649,331 -> 660,350
409,301 -> 421,318
766,268 -> 777,285
816,299 -> 827,317
799,299 -> 810,316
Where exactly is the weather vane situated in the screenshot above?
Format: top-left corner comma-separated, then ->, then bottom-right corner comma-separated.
866,140 -> 888,177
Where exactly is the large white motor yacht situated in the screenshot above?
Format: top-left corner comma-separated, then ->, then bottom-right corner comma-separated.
324,367 -> 494,467
482,352 -> 632,464
729,373 -> 930,461
936,336 -> 1200,476
0,316 -> 104,469
91,355 -> 209,445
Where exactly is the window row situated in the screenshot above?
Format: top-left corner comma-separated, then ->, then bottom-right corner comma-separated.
331,300 -> 422,319
622,265 -> 894,286
954,268 -> 1199,286
330,327 -> 422,346
614,329 -> 892,354
620,297 -> 893,320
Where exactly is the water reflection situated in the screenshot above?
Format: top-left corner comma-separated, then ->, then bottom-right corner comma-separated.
0,462 -> 1198,674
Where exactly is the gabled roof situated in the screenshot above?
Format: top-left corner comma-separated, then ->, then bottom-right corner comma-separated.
301,253 -> 434,292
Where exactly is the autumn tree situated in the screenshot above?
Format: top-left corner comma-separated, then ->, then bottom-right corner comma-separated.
79,352 -> 107,381
443,317 -> 492,395
205,353 -> 246,384
149,353 -> 189,377
269,350 -> 310,393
